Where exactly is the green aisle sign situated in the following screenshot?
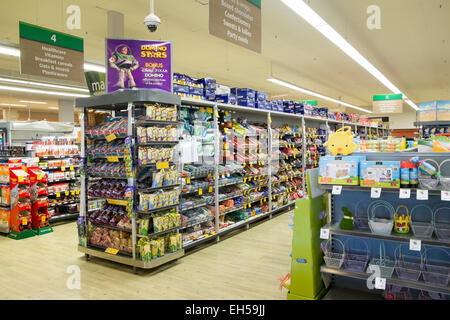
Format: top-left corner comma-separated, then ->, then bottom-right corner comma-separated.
19,21 -> 83,52
19,21 -> 84,83
373,94 -> 403,101
373,94 -> 403,114
299,100 -> 318,106
247,0 -> 261,8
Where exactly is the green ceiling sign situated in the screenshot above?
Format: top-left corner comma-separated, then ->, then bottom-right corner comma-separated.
247,0 -> 261,8
19,21 -> 84,52
298,100 -> 318,106
373,94 -> 403,101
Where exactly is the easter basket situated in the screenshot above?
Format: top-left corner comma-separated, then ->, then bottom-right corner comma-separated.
394,243 -> 422,281
344,237 -> 370,272
368,200 -> 395,235
434,207 -> 450,241
411,205 -> 434,239
368,243 -> 395,279
354,200 -> 371,231
439,159 -> 450,190
422,247 -> 450,287
394,205 -> 411,234
418,159 -> 440,190
323,238 -> 345,269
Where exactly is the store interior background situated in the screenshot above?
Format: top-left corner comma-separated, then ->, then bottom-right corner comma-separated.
0,0 -> 448,126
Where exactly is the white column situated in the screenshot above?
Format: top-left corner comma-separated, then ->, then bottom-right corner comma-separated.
108,11 -> 124,38
59,99 -> 75,122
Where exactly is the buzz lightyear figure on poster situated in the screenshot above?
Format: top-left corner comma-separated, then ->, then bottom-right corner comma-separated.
109,44 -> 139,90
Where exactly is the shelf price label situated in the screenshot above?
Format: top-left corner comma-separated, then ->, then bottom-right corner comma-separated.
209,186 -> 213,193
198,189 -> 203,196
105,248 -> 119,255
371,188 -> 382,199
70,166 -> 74,171
399,189 -> 411,199
41,216 -> 46,222
186,177 -> 191,184
374,277 -> 386,290
320,228 -> 330,240
22,218 -> 28,226
76,190 -> 80,195
156,162 -> 169,170
107,156 -> 119,163
332,186 -> 342,195
409,239 -> 422,252
56,193 -> 61,198
106,134 -> 117,142
61,166 -> 66,171
417,190 -> 429,201
65,191 -> 69,196
442,191 -> 450,202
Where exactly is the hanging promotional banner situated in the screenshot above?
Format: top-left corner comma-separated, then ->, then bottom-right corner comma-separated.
373,94 -> 403,114
106,39 -> 173,93
209,0 -> 262,53
19,21 -> 84,83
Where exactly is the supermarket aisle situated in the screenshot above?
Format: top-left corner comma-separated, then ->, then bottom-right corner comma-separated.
0,212 -> 292,300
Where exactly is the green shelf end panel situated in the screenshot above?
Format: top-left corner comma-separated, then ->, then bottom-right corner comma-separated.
33,226 -> 53,236
8,229 -> 36,240
287,169 -> 328,300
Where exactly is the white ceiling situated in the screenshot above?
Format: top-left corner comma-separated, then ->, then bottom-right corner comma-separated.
0,0 -> 449,114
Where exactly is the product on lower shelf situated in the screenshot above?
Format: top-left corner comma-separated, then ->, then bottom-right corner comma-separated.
89,226 -> 132,253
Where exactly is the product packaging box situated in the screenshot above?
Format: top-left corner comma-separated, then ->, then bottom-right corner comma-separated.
255,91 -> 267,102
204,89 -> 216,101
232,88 -> 255,100
0,208 -> 10,229
173,84 -> 190,94
237,98 -> 255,108
360,161 -> 401,188
283,101 -> 295,114
229,94 -> 237,105
318,156 -> 366,185
418,101 -> 437,122
215,94 -> 230,103
189,86 -> 203,96
437,101 -> 450,121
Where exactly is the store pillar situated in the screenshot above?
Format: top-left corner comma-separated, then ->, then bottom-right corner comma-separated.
108,11 -> 124,38
59,99 -> 75,123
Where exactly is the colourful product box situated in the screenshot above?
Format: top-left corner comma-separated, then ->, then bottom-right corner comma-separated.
360,161 -> 401,188
418,101 -> 437,122
437,101 -> 450,121
318,156 -> 366,185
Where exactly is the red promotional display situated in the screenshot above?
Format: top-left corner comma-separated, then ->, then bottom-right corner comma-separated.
8,161 -> 34,240
27,166 -> 53,235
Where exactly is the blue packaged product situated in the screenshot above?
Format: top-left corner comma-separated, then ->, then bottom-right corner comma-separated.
173,83 -> 190,94
283,101 -> 295,114
229,94 -> 237,105
238,99 -> 255,108
409,166 -> 419,187
234,88 -> 255,100
189,86 -> 203,96
215,94 -> 230,103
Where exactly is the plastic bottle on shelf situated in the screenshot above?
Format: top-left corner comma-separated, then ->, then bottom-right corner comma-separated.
400,161 -> 410,188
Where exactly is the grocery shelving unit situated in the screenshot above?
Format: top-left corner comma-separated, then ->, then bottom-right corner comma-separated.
319,152 -> 450,298
38,155 -> 81,224
76,90 -> 184,272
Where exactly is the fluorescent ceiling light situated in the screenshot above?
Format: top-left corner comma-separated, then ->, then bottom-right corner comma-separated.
0,77 -> 88,93
0,85 -> 89,98
0,44 -> 20,57
0,103 -> 27,107
48,107 -> 59,110
84,63 -> 106,73
268,77 -> 373,114
280,0 -> 418,111
20,100 -> 47,104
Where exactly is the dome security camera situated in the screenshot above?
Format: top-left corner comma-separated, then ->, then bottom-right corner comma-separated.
144,0 -> 161,33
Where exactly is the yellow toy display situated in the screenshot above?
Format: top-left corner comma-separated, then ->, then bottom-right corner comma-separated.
324,126 -> 358,156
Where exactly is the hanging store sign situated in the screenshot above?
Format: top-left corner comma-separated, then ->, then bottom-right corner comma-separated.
85,71 -> 106,96
373,94 -> 403,114
106,39 -> 172,93
298,100 -> 318,106
209,0 -> 262,53
19,21 -> 84,83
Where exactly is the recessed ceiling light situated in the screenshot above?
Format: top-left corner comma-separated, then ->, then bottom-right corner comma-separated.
268,77 -> 373,114
280,0 -> 419,111
19,100 -> 47,104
